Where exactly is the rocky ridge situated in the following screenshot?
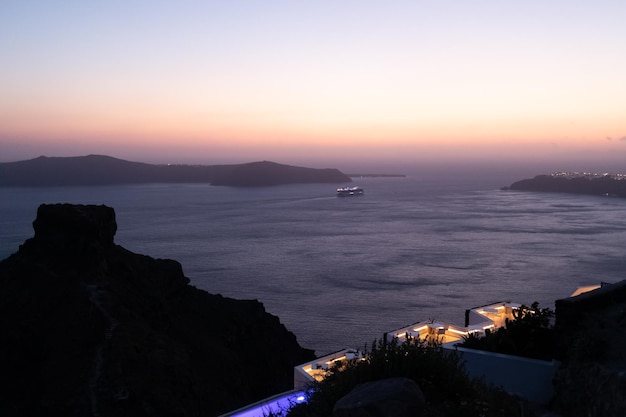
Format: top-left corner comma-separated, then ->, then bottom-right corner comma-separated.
0,204 -> 314,417
0,155 -> 351,187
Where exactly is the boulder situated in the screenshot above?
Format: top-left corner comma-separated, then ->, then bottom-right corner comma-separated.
333,377 -> 425,417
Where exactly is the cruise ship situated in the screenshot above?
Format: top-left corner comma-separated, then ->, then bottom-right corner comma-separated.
336,186 -> 364,197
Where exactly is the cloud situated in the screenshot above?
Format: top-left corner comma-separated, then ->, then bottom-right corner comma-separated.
620,136 -> 626,142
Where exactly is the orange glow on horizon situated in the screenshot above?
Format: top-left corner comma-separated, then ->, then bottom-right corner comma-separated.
2,2 -> 625,165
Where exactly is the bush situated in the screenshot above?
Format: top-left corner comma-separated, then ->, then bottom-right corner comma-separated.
461,302 -> 555,360
287,337 -> 533,417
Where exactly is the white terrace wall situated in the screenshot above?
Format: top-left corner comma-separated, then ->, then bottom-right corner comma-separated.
294,349 -> 363,390
445,345 -> 560,404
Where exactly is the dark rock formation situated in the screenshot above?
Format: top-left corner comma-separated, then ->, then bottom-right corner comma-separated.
552,281 -> 626,416
332,377 -> 426,417
0,204 -> 314,417
507,174 -> 626,198
0,155 -> 351,187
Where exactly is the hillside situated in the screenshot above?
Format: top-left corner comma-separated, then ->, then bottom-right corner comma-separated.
507,173 -> 626,198
0,204 -> 315,417
0,155 -> 351,187
210,160 -> 351,186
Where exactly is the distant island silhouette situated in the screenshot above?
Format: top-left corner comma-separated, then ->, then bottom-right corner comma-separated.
347,173 -> 406,178
0,155 -> 351,187
506,172 -> 626,198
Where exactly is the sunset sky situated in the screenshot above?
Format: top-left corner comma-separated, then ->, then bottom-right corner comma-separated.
1,1 -> 625,172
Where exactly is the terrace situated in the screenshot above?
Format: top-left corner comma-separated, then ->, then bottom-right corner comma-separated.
382,301 -> 521,348
221,285 -> 604,416
465,301 -> 521,329
385,321 -> 470,346
294,348 -> 364,390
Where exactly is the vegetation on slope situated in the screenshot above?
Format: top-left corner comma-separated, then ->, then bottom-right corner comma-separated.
287,337 -> 535,417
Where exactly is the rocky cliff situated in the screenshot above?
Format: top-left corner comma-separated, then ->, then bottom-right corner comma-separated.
0,204 -> 314,417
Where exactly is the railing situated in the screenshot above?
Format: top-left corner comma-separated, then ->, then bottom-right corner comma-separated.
445,345 -> 560,404
218,390 -> 309,417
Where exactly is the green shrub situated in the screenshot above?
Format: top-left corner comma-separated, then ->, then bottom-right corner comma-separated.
287,337 -> 532,417
461,302 -> 555,360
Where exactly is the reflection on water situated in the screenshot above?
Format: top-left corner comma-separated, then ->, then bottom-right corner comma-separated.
1,177 -> 625,355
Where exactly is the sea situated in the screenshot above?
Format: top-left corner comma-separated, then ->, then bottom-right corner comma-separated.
1,175 -> 625,356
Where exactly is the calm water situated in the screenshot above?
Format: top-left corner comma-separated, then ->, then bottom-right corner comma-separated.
1,177 -> 625,355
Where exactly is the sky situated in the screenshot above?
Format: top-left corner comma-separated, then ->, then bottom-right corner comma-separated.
1,1 -> 625,173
